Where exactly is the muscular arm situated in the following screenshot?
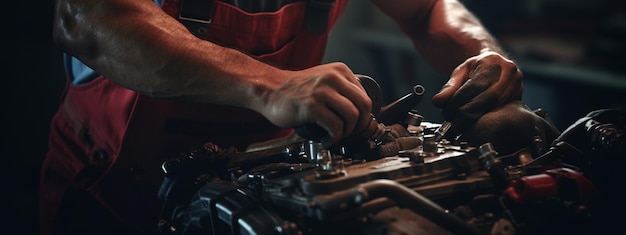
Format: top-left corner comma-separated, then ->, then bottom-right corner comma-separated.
53,0 -> 284,105
371,0 -> 523,135
371,0 -> 503,74
53,0 -> 372,145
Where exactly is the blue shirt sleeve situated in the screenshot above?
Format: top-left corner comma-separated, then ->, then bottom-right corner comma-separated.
65,54 -> 99,85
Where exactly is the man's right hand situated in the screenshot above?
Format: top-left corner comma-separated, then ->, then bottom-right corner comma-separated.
258,62 -> 373,147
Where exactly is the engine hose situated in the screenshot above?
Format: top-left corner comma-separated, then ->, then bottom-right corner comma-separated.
313,179 -> 487,235
378,137 -> 421,157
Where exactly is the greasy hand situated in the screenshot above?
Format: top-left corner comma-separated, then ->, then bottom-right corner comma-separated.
260,62 -> 373,147
432,51 -> 523,135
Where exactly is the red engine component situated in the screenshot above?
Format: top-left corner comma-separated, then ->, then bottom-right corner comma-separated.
506,167 -> 600,208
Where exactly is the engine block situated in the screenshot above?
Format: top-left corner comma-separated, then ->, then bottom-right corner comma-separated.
155,77 -> 624,235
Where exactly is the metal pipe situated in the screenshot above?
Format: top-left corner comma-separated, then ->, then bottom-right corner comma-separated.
313,179 -> 487,235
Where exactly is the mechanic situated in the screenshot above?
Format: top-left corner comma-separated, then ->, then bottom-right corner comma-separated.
41,0 -> 523,234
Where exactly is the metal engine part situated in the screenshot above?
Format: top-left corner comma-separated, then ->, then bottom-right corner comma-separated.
155,78 -> 621,235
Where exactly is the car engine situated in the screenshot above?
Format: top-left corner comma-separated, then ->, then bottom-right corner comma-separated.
155,75 -> 625,235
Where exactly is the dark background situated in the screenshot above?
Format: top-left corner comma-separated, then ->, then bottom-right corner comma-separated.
4,1 -> 625,234
5,1 -> 66,235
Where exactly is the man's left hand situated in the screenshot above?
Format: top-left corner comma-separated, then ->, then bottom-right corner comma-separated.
432,51 -> 524,135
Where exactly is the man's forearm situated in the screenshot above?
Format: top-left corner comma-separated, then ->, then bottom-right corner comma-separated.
375,0 -> 505,74
53,0 -> 285,108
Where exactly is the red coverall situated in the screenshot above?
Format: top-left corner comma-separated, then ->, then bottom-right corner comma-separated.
40,0 -> 348,234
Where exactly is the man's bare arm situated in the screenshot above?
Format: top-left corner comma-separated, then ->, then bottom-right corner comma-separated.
53,0 -> 373,144
371,0 -> 523,134
371,0 -> 504,73
53,0 -> 288,106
